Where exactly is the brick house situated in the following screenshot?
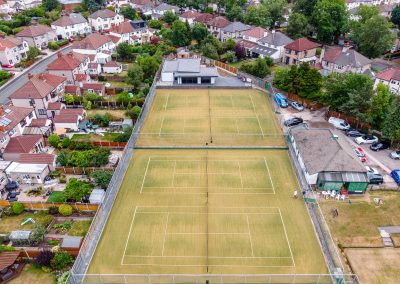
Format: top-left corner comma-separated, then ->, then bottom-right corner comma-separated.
47,52 -> 89,84
0,36 -> 29,66
16,24 -> 57,49
88,9 -> 124,32
2,135 -> 45,161
283,37 -> 320,65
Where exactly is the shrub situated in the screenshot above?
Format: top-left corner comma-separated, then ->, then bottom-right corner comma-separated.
48,206 -> 59,215
48,42 -> 59,50
0,245 -> 14,252
58,204 -> 73,216
34,250 -> 55,267
91,170 -> 113,189
51,251 -> 74,270
61,137 -> 71,148
63,179 -> 92,202
57,39 -> 69,46
113,127 -> 132,142
11,203 -> 24,215
59,177 -> 67,184
31,224 -> 46,244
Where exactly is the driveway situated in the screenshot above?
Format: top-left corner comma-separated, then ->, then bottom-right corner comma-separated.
0,46 -> 72,104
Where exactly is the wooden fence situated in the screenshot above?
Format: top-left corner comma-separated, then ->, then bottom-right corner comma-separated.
55,165 -> 117,175
213,60 -> 238,74
286,93 -> 324,110
326,109 -> 371,130
92,141 -> 127,148
0,200 -> 99,211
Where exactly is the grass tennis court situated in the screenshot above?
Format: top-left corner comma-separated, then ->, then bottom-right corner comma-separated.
88,149 -> 327,275
136,89 -> 285,146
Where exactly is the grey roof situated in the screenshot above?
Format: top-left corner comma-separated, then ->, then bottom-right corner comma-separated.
292,129 -> 366,175
258,31 -> 293,47
155,3 -> 179,12
250,45 -> 278,57
163,59 -> 218,77
334,49 -> 371,68
61,236 -> 82,249
222,21 -> 251,33
318,171 -> 368,183
9,230 -> 31,240
52,13 -> 87,27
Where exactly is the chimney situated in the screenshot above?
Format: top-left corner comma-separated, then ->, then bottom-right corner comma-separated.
57,52 -> 62,58
39,73 -> 44,80
342,41 -> 351,52
28,73 -> 33,80
0,106 -> 4,117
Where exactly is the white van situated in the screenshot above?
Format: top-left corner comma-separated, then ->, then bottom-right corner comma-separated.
328,117 -> 350,130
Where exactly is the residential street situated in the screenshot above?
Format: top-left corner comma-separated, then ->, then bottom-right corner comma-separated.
0,46 -> 71,104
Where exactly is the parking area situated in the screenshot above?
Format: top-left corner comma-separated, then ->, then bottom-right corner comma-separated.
279,102 -> 400,189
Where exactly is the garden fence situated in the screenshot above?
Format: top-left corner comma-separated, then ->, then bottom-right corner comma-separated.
0,200 -> 98,212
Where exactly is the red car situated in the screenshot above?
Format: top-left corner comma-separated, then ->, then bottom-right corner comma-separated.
354,147 -> 367,163
2,64 -> 14,68
68,37 -> 74,42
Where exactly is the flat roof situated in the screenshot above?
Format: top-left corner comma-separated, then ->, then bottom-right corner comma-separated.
5,162 -> 48,174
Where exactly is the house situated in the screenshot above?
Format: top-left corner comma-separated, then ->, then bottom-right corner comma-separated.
59,0 -> 82,11
220,21 -> 251,42
5,162 -> 50,184
109,21 -> 144,44
242,27 -> 268,43
161,58 -> 219,85
103,61 -> 122,73
51,13 -> 91,40
0,36 -> 29,66
321,46 -> 372,75
64,85 -> 81,96
206,16 -> 231,39
88,62 -> 102,75
193,13 -> 214,25
23,118 -> 53,137
2,135 -> 45,161
258,31 -> 293,61
289,128 -> 368,193
53,108 -> 85,132
72,33 -> 116,63
249,45 -> 280,61
81,83 -> 106,96
0,0 -> 11,18
374,67 -> 400,94
0,161 -> 11,190
179,10 -> 201,26
283,37 -> 320,65
131,0 -> 154,13
9,73 -> 66,118
18,153 -> 56,171
88,9 -> 124,32
0,105 -> 36,153
153,3 -> 179,16
47,52 -> 89,84
16,24 -> 57,49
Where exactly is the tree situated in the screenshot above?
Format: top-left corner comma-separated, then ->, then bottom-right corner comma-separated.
293,0 -> 318,18
63,178 -> 93,201
48,134 -> 60,147
382,97 -> 400,144
82,0 -> 105,12
170,20 -> 190,46
263,0 -> 287,27
116,42 -> 133,60
148,19 -> 162,29
272,67 -> 291,91
391,5 -> 400,27
34,250 -> 55,267
137,55 -> 159,78
297,63 -> 323,100
201,43 -> 219,59
355,4 -> 379,24
41,0 -> 60,11
51,252 -> 74,270
234,42 -> 246,59
350,15 -> 395,58
226,5 -> 243,21
26,47 -> 40,61
311,0 -> 348,43
91,170 -> 113,189
163,10 -> 178,24
369,83 -> 392,129
125,105 -> 142,120
287,13 -> 309,39
120,6 -> 137,20
239,58 -> 271,78
126,64 -> 144,89
244,6 -> 271,27
191,23 -> 208,43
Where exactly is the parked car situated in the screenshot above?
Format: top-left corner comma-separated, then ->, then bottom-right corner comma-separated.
284,117 -> 303,127
355,135 -> 378,145
365,166 -> 379,175
274,93 -> 288,108
391,170 -> 400,186
389,151 -> 400,160
2,63 -> 14,68
291,101 -> 304,111
345,129 -> 364,137
355,147 -> 366,162
328,117 -> 350,130
369,174 -> 384,185
5,181 -> 18,191
68,37 -> 74,42
370,141 -> 390,151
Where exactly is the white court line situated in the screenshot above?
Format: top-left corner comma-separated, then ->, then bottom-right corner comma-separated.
237,161 -> 244,189
121,206 -> 138,265
164,93 -> 169,111
161,213 -> 169,256
158,117 -> 164,137
139,157 -> 151,194
167,232 -> 250,235
125,255 -> 292,259
136,205 -> 281,209
121,263 -> 295,267
133,212 -> 280,215
143,192 -> 276,195
263,157 -> 276,194
256,115 -> 265,138
171,161 -> 177,187
234,118 -> 240,134
278,208 -> 296,267
182,118 -> 186,134
247,215 -> 254,257
142,186 -> 273,190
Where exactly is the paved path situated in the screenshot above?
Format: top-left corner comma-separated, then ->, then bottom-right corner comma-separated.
0,46 -> 71,104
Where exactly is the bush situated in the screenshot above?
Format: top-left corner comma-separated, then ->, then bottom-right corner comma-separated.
34,250 -> 55,267
31,224 -> 46,244
48,134 -> 60,147
91,170 -> 113,189
48,42 -> 59,50
57,39 -> 69,47
58,204 -> 73,216
48,206 -> 58,215
0,245 -> 14,252
51,252 -> 74,270
63,179 -> 93,202
61,137 -> 71,149
11,203 -> 24,215
59,177 -> 67,184
113,127 -> 132,142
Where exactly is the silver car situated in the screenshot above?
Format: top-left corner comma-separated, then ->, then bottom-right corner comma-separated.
291,101 -> 304,111
390,151 -> 400,160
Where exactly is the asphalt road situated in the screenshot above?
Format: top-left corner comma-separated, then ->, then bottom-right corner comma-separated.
0,46 -> 71,104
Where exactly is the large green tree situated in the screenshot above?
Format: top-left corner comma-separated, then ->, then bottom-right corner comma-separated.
137,55 -> 160,78
116,42 -> 133,60
293,0 -> 318,18
163,10 -> 178,24
369,83 -> 393,129
391,5 -> 400,27
63,178 -> 93,201
191,23 -> 208,42
244,6 -> 271,28
263,0 -> 287,27
226,5 -> 243,21
287,12 -> 309,39
382,97 -> 400,144
41,0 -> 60,11
311,0 -> 348,43
170,20 -> 190,47
126,64 -> 144,89
120,6 -> 138,20
83,0 -> 105,12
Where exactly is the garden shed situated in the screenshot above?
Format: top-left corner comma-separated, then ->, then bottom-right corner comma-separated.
61,236 -> 82,249
89,189 -> 105,204
9,230 -> 31,246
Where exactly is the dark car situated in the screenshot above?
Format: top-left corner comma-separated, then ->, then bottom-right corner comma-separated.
5,181 -> 18,191
346,129 -> 363,137
370,141 -> 390,151
369,174 -> 384,185
284,117 -> 303,127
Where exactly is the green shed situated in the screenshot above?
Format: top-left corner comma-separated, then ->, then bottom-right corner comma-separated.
317,172 -> 343,191
317,171 -> 368,193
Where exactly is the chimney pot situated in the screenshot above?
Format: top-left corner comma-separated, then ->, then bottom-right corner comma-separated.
0,106 -> 4,117
39,73 -> 44,80
28,73 -> 33,80
57,52 -> 62,58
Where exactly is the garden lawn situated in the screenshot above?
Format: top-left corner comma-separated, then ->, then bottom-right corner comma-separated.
0,212 -> 53,234
110,81 -> 133,88
87,109 -> 127,120
69,220 -> 92,237
47,191 -> 65,203
71,133 -> 120,143
9,264 -> 55,284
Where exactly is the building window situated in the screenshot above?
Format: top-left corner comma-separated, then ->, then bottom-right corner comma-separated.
38,109 -> 47,115
20,119 -> 26,127
8,128 -> 16,136
0,136 -> 7,143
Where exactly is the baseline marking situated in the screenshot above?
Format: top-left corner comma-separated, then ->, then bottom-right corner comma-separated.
247,215 -> 254,257
164,93 -> 169,111
278,208 -> 296,267
121,206 -> 138,265
139,157 -> 151,194
263,157 -> 276,194
237,161 -> 244,189
161,213 -> 169,256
